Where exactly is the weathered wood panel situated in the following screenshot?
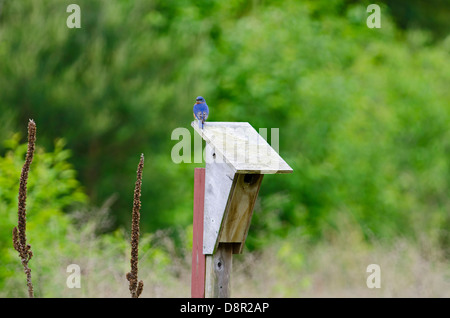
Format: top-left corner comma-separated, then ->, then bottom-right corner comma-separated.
219,173 -> 264,254
203,144 -> 235,255
204,243 -> 233,298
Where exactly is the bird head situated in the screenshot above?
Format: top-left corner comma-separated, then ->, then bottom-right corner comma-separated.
195,96 -> 205,104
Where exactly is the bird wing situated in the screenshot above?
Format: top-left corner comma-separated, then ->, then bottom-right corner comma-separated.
193,104 -> 201,119
193,103 -> 208,120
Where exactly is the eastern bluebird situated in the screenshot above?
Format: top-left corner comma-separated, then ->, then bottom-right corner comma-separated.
193,96 -> 209,129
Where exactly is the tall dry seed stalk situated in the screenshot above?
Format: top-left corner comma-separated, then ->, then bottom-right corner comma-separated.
12,119 -> 36,298
126,153 -> 144,298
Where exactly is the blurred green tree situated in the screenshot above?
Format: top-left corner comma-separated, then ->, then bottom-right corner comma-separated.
0,0 -> 449,254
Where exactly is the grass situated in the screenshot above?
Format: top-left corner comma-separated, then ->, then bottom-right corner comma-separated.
2,203 -> 448,298
233,236 -> 449,297
16,235 -> 450,297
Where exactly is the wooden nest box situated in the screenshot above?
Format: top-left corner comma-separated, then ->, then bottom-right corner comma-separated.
191,121 -> 293,255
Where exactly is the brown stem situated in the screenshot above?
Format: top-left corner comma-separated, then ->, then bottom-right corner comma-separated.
126,153 -> 144,298
13,119 -> 36,298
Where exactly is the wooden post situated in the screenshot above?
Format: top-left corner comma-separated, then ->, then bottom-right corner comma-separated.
205,243 -> 233,298
191,168 -> 206,298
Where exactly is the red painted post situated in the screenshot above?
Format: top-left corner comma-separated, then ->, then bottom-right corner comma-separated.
191,168 -> 206,298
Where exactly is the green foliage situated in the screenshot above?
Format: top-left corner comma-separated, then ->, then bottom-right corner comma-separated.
0,139 -> 181,297
201,0 -> 450,250
0,0 -> 449,258
0,136 -> 87,294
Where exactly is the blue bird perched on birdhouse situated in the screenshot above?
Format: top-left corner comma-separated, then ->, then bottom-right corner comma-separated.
193,96 -> 209,129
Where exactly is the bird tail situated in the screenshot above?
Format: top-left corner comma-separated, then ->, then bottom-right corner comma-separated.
201,118 -> 205,129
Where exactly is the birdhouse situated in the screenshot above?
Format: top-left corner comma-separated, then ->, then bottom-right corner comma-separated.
190,121 -> 293,298
191,121 -> 293,255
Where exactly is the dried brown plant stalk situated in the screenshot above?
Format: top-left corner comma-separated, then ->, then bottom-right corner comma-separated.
12,119 -> 36,298
126,153 -> 144,298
